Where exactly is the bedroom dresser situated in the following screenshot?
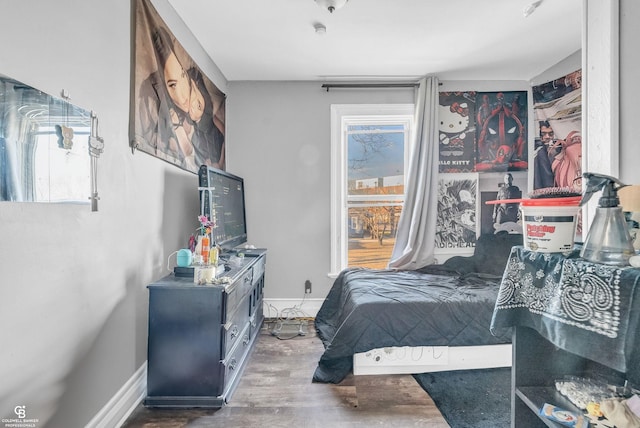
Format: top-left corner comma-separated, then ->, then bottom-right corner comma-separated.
144,249 -> 267,408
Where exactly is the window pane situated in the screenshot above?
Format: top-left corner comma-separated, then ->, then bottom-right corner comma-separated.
347,205 -> 402,269
331,104 -> 413,275
347,125 -> 405,196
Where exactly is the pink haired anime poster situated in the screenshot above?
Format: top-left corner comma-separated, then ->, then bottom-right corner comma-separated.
531,70 -> 582,191
474,91 -> 528,173
438,92 -> 476,173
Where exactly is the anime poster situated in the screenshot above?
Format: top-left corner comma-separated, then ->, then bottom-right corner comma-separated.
438,91 -> 476,173
130,0 -> 226,173
435,173 -> 479,251
532,70 -> 582,191
475,91 -> 528,173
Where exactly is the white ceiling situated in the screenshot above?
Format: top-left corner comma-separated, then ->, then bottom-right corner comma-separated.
168,0 -> 582,82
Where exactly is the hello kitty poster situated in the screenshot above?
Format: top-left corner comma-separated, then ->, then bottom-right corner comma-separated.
438,92 -> 476,173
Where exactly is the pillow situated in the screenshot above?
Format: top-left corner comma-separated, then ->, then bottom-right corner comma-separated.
472,232 -> 522,276
417,232 -> 522,276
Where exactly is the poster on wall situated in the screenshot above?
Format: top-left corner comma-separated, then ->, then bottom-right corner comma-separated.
532,70 -> 582,191
130,0 -> 226,173
435,173 -> 479,252
480,172 -> 524,236
475,91 -> 528,173
438,91 -> 476,173
480,191 -> 499,235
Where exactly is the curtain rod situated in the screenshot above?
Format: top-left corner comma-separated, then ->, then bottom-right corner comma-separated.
321,82 -> 442,91
321,83 -> 418,92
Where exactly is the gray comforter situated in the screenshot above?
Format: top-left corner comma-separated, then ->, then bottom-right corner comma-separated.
313,267 -> 512,383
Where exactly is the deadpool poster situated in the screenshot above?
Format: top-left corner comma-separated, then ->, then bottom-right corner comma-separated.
474,91 -> 528,173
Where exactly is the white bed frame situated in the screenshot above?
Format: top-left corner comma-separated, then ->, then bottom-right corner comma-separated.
353,344 -> 512,375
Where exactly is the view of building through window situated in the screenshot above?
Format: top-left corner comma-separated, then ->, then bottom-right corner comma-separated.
346,123 -> 408,269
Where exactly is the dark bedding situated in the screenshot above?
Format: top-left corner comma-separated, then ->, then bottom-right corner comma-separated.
313,233 -> 521,384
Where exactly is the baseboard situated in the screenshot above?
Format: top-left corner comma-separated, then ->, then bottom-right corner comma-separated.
262,298 -> 323,319
85,362 -> 147,428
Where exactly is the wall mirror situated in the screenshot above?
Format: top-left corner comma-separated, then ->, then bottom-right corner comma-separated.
0,73 -> 99,206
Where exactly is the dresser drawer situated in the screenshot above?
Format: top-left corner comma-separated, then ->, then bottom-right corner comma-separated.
251,256 -> 265,285
249,304 -> 264,340
222,322 -> 251,392
222,296 -> 250,359
224,270 -> 253,323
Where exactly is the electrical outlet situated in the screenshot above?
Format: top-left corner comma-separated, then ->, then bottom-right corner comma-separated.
305,280 -> 312,294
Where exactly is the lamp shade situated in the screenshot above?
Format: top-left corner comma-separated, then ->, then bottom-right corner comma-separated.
619,185 -> 640,212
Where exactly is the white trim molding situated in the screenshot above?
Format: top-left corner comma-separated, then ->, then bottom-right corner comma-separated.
85,362 -> 147,428
582,0 -> 620,231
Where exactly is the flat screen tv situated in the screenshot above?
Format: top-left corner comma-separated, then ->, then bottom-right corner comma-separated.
198,165 -> 247,253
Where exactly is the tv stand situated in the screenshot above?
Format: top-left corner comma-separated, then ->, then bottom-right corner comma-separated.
145,249 -> 267,408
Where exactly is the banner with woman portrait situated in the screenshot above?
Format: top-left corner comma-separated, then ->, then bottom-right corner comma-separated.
130,0 -> 226,173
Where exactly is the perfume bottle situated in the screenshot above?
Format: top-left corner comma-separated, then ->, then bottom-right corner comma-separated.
201,235 -> 210,265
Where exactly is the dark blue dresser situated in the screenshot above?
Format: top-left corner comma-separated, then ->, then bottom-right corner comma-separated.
144,250 -> 266,408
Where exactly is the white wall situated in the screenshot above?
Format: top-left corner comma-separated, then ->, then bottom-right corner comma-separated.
530,50 -> 582,87
0,1 -> 226,427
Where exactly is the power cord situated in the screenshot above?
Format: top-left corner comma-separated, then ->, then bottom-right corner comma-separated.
265,292 -> 314,339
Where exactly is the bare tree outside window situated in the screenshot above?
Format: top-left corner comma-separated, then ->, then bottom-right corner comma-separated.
346,124 -> 407,269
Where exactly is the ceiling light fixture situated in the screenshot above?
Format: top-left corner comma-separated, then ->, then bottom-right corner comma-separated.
523,0 -> 543,18
314,0 -> 348,13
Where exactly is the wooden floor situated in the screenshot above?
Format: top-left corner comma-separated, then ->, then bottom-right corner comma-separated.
122,320 -> 449,427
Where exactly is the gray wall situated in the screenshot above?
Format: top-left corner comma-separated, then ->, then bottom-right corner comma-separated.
620,0 -> 640,183
0,1 -> 226,427
0,1 -> 638,427
226,83 -> 414,303
227,80 -> 535,305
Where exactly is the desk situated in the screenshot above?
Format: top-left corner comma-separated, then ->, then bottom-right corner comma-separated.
490,246 -> 640,426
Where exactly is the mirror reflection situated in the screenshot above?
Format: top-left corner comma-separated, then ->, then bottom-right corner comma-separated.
0,73 -> 91,203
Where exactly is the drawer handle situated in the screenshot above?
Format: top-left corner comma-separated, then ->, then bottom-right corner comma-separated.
229,358 -> 237,371
230,325 -> 239,338
243,335 -> 250,345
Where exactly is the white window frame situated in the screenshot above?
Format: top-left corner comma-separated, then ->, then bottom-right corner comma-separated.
329,104 -> 414,277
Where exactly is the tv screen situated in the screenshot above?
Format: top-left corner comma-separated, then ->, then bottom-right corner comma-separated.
198,165 -> 247,252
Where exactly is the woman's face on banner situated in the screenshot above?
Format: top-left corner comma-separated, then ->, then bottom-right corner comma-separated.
163,52 -> 191,114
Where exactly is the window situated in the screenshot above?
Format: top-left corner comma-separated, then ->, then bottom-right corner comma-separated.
330,104 -> 414,275
34,126 -> 91,202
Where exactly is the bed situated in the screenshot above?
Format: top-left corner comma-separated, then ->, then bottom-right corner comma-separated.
313,232 -> 522,383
